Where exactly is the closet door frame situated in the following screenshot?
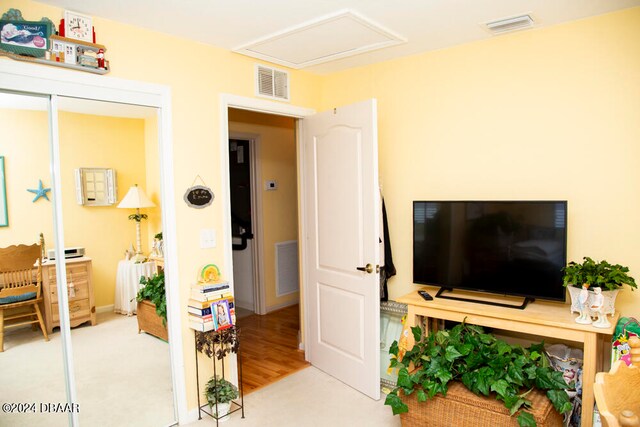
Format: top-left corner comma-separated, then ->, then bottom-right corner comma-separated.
0,61 -> 186,425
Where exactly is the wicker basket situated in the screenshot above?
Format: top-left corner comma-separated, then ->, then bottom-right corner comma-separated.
137,300 -> 168,341
400,382 -> 563,427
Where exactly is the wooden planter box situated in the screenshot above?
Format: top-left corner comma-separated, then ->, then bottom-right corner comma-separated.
137,300 -> 168,341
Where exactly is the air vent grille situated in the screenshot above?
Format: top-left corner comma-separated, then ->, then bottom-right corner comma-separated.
256,65 -> 289,101
485,14 -> 534,35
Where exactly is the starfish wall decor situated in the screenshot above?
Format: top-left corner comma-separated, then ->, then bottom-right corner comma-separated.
27,179 -> 51,202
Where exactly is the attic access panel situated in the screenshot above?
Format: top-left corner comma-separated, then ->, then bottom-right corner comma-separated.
234,10 -> 406,69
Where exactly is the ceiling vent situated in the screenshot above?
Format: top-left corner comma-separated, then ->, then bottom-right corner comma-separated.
236,10 -> 406,69
256,65 -> 290,101
484,14 -> 534,35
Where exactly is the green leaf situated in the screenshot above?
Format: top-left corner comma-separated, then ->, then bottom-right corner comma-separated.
507,365 -> 525,387
389,340 -> 399,356
476,367 -> 495,396
496,340 -> 512,356
416,390 -> 427,402
435,368 -> 453,384
456,343 -> 474,356
445,346 -> 463,362
530,351 -> 541,361
424,381 -> 441,399
384,393 -> 408,415
397,368 -> 413,389
490,379 -> 510,399
535,368 -> 569,390
517,411 -> 537,427
435,331 -> 449,346
411,326 -> 423,343
546,390 -> 572,414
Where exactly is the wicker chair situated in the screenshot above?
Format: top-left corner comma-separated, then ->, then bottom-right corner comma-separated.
594,336 -> 640,427
0,244 -> 49,351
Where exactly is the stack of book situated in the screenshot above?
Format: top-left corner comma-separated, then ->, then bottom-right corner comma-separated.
187,281 -> 237,332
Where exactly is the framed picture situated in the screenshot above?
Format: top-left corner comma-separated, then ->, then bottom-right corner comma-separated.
211,299 -> 233,331
0,20 -> 52,57
0,156 -> 7,227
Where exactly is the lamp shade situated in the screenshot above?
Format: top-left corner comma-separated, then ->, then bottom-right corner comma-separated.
117,185 -> 156,209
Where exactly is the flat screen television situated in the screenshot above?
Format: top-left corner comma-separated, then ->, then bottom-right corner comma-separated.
413,201 -> 567,306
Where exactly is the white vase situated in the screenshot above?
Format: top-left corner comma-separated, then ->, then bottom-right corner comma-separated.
567,286 -> 619,317
211,402 -> 231,422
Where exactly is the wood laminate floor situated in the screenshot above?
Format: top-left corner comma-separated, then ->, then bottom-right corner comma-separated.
237,304 -> 309,394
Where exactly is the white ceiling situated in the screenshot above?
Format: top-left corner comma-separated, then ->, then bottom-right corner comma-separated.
36,0 -> 640,74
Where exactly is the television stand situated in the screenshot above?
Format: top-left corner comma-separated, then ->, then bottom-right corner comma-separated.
435,287 -> 533,310
398,286 -> 618,427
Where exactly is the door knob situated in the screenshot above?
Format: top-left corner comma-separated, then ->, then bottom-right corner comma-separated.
356,263 -> 376,274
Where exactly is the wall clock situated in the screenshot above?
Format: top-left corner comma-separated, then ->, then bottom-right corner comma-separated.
64,10 -> 92,42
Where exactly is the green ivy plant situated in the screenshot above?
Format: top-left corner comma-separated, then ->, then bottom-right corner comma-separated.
562,257 -> 637,291
385,323 -> 572,427
205,376 -> 239,406
136,272 -> 167,325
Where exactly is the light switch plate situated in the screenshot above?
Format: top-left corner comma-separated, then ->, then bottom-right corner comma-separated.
200,229 -> 216,248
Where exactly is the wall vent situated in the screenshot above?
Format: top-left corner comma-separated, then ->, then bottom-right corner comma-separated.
255,65 -> 290,101
484,14 -> 534,35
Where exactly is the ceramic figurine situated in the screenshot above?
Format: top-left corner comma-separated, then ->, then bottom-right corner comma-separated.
97,48 -> 105,69
591,287 -> 611,329
575,284 -> 592,324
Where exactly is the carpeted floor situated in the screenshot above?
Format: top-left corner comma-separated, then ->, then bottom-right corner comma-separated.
0,311 -> 175,427
187,366 -> 400,427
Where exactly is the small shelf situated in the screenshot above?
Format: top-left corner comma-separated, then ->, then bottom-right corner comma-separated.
0,49 -> 109,75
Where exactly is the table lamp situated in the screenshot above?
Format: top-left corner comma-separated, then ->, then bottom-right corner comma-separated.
118,184 -> 155,262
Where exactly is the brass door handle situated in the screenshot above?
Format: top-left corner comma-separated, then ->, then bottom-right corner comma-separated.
356,264 -> 379,274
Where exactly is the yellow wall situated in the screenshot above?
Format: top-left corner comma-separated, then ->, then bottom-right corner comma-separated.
58,112 -> 149,308
320,8 -> 640,318
0,107 -> 150,308
0,108 -> 53,247
229,109 -> 299,310
1,0 -> 323,411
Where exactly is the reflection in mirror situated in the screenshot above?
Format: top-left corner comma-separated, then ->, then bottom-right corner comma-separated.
57,96 -> 174,426
0,91 -> 69,426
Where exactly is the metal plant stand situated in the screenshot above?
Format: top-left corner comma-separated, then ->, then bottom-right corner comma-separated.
194,326 -> 245,426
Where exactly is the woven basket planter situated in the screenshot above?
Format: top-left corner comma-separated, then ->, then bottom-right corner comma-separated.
137,300 -> 168,341
400,382 -> 562,427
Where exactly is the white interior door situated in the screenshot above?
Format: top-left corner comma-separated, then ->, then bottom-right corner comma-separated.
302,99 -> 380,399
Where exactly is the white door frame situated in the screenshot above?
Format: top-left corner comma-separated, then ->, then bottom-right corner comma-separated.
0,61 -> 188,425
228,132 -> 265,314
219,94 -> 315,368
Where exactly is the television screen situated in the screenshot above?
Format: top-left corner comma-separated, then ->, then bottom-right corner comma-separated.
413,201 -> 567,302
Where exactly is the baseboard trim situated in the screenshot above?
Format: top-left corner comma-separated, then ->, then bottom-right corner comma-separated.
266,300 -> 298,313
96,304 -> 114,314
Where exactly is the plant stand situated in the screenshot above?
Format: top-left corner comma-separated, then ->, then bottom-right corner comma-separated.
194,326 -> 245,426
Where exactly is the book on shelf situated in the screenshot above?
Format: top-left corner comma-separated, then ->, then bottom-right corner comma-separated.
188,306 -> 212,316
189,290 -> 232,302
192,281 -> 230,293
188,313 -> 213,322
188,319 -> 216,332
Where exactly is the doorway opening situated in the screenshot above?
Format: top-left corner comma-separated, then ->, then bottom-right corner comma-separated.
227,108 -> 308,393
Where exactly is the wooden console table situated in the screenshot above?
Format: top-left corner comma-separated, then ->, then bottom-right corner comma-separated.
398,286 -> 619,427
41,257 -> 96,333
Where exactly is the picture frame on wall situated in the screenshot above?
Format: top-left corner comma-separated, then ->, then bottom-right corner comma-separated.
0,156 -> 8,227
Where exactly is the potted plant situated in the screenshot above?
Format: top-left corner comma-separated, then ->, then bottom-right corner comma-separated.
385,322 -> 572,426
135,271 -> 168,341
205,376 -> 239,421
562,257 -> 636,318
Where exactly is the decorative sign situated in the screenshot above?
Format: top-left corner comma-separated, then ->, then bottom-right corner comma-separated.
184,185 -> 214,209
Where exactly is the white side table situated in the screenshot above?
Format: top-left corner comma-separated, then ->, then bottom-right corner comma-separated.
114,260 -> 156,316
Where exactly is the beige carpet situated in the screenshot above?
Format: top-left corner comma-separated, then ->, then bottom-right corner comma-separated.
0,311 -> 175,426
187,366 -> 401,427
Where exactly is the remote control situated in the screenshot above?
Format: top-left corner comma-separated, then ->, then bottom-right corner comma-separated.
418,290 -> 433,301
